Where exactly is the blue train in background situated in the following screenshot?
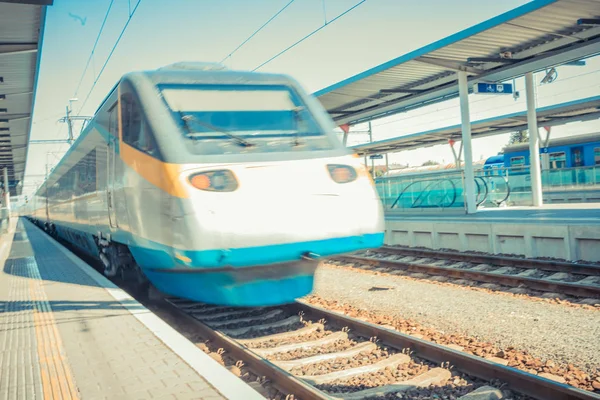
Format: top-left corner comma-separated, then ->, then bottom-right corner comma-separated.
484,132 -> 600,174
483,132 -> 600,204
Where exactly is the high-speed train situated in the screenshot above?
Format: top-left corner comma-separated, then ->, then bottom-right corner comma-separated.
26,62 -> 385,306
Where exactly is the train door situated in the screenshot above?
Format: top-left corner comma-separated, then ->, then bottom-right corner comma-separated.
571,146 -> 584,167
107,103 -> 119,228
571,146 -> 584,185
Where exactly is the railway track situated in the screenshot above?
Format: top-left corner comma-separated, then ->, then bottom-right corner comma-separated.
332,246 -> 600,300
164,297 -> 600,400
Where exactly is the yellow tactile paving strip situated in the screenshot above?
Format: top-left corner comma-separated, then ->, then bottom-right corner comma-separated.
29,278 -> 80,400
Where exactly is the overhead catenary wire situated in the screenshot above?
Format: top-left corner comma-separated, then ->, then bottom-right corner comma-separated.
252,0 -> 367,71
77,0 -> 144,116
73,0 -> 116,99
32,1 -> 142,195
220,0 -> 296,64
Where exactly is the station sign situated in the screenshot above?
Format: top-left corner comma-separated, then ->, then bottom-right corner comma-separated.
369,154 -> 384,160
473,82 -> 513,95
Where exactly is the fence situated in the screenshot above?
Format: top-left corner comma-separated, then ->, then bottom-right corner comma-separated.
375,165 -> 600,211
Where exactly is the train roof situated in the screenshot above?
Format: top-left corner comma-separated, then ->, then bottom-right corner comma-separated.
94,62 -> 299,115
503,132 -> 600,153
484,154 -> 505,165
139,62 -> 296,87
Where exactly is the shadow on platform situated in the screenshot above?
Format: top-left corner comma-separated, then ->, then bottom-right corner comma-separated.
1,220 -> 107,288
0,299 -> 149,333
0,299 -> 144,313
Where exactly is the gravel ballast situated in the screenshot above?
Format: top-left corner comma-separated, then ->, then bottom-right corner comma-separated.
309,264 -> 600,375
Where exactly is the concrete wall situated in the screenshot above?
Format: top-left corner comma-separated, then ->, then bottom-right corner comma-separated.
385,219 -> 600,262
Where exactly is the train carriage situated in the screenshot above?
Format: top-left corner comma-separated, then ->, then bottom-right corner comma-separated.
27,62 -> 385,306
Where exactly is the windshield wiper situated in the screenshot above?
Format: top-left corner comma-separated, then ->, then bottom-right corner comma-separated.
179,111 -> 192,134
292,106 -> 305,147
180,114 -> 255,148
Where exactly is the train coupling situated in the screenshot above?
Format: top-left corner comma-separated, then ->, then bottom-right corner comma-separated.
301,252 -> 320,260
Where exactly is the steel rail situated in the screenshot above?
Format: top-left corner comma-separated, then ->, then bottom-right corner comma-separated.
293,301 -> 600,400
335,254 -> 600,298
163,299 -> 332,400
380,246 -> 600,276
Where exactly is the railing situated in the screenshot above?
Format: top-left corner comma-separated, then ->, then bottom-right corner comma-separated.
375,164 -> 600,211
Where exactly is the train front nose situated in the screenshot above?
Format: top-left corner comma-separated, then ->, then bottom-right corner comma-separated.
220,192 -> 379,238
183,161 -> 384,263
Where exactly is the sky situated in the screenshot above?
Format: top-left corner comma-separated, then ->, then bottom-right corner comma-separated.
22,0 -> 600,197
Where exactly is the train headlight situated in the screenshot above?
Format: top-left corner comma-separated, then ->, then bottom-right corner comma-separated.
327,164 -> 357,184
189,170 -> 238,192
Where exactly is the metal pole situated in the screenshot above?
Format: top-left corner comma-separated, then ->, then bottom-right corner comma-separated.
45,153 -> 50,221
368,121 -> 374,179
385,153 -> 389,173
3,168 -> 10,222
449,142 -> 459,168
458,71 -> 476,214
342,131 -> 349,146
525,72 -> 543,207
66,105 -> 74,144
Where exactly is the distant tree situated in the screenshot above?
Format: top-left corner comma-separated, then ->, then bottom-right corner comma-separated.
507,130 -> 529,146
369,167 -> 386,178
421,160 -> 440,166
501,130 -> 529,152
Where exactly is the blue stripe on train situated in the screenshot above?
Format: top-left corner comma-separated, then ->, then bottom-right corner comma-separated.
128,232 -> 384,269
42,219 -> 384,270
40,221 -> 384,306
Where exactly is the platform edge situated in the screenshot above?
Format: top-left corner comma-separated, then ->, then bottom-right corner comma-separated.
23,219 -> 265,400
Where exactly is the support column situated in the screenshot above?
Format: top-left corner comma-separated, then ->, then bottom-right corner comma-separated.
3,168 -> 10,222
368,121 -> 375,179
385,153 -> 389,173
458,71 -> 476,214
525,72 -> 543,207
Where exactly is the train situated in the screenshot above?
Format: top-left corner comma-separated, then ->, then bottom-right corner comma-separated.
25,62 -> 385,306
484,132 -> 600,173
483,132 -> 600,193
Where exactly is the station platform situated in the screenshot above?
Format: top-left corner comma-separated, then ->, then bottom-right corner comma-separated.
0,218 -> 264,400
384,204 -> 600,262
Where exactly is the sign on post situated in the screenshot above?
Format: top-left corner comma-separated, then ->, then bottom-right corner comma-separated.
369,154 -> 383,160
473,82 -> 513,95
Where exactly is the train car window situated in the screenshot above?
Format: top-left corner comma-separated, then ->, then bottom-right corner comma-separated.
95,146 -> 107,191
136,126 -> 158,156
594,147 -> 600,165
87,150 -> 97,192
121,93 -> 142,145
571,147 -> 584,167
121,92 -> 158,157
549,152 -> 566,169
109,102 -> 119,137
158,83 -> 335,156
510,156 -> 525,168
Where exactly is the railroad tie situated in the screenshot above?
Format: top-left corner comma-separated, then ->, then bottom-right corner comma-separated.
274,341 -> 377,370
251,331 -> 348,357
301,353 -> 411,385
329,367 -> 451,400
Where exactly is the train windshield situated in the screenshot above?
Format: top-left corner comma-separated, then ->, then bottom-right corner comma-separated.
159,84 -> 336,155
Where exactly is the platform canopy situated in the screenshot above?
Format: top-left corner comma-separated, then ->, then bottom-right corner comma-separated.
314,0 -> 600,126
0,0 -> 51,196
352,95 -> 600,156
